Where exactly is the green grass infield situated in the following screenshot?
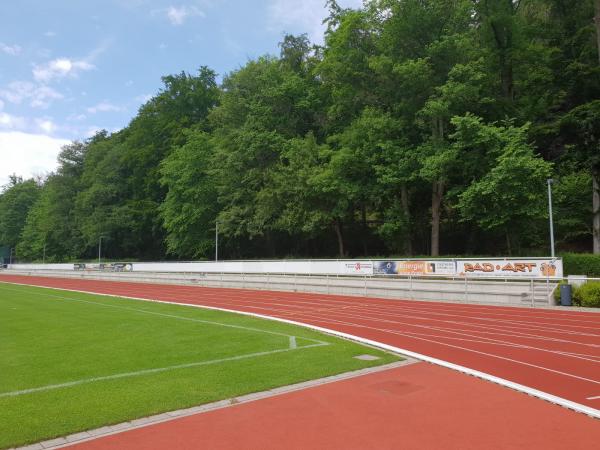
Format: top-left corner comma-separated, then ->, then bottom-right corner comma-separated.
0,282 -> 400,448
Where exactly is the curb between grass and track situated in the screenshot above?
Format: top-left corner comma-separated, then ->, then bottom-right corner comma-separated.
13,359 -> 416,450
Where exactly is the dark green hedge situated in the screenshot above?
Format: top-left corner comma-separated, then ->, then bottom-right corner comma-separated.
561,253 -> 600,277
573,282 -> 600,308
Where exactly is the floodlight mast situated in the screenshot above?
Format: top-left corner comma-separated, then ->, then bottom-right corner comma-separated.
98,236 -> 104,264
547,179 -> 555,258
215,221 -> 219,262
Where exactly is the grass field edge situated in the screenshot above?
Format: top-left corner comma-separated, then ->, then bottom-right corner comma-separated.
2,279 -> 599,421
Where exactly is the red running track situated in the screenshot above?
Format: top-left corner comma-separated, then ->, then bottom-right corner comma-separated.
66,363 -> 600,450
1,274 -> 599,412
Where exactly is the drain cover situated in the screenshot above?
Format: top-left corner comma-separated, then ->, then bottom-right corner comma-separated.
354,354 -> 380,361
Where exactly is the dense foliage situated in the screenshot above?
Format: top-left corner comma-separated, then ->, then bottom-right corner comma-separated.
1,0 -> 599,262
562,252 -> 600,277
573,281 -> 600,307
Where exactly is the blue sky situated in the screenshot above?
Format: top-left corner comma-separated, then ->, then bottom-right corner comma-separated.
0,0 -> 362,186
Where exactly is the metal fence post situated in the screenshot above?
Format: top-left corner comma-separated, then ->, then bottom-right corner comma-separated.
530,279 -> 535,307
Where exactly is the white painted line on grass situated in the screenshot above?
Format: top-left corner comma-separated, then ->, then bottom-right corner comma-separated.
1,279 -> 599,419
0,284 -> 326,346
289,336 -> 297,349
0,342 -> 327,398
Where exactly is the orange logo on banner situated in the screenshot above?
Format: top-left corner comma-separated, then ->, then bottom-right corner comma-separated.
396,261 -> 427,274
463,262 -> 537,273
541,263 -> 556,276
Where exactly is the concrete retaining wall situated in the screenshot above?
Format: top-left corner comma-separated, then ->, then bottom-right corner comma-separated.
3,269 -> 558,306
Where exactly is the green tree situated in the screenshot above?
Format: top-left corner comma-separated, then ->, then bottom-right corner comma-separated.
17,142 -> 87,261
455,116 -> 553,253
560,101 -> 600,253
0,177 -> 41,258
160,130 -> 218,258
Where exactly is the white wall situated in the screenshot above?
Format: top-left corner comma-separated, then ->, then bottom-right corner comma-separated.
8,257 -> 563,278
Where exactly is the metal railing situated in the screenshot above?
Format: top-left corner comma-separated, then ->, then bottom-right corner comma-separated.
3,266 -> 590,308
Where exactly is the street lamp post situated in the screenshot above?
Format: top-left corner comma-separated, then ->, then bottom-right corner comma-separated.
43,243 -> 46,264
215,221 -> 218,262
9,247 -> 14,266
98,236 -> 104,264
547,179 -> 555,258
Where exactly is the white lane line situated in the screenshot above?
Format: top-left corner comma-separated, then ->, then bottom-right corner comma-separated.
0,343 -> 327,398
0,285 -> 325,346
270,310 -> 600,385
194,299 -> 600,364
587,395 -> 600,400
185,287 -> 600,327
338,304 -> 600,343
2,279 -> 599,418
180,289 -> 600,334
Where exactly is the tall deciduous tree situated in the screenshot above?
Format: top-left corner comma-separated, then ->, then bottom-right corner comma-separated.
0,177 -> 41,256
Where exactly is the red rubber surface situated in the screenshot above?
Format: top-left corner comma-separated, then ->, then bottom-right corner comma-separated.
65,362 -> 600,450
1,274 -> 599,411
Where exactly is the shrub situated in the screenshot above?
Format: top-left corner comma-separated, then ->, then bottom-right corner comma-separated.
562,253 -> 600,277
573,282 -> 600,308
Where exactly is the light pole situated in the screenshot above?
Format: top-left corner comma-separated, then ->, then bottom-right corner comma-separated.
9,247 -> 14,266
43,242 -> 46,264
98,236 -> 104,264
215,221 -> 219,262
547,179 -> 555,258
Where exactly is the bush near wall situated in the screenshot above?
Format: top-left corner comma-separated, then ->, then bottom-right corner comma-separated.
573,282 -> 600,308
561,253 -> 600,277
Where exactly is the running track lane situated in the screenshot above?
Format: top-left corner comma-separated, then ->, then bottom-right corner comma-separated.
1,274 -> 599,411
66,363 -> 600,450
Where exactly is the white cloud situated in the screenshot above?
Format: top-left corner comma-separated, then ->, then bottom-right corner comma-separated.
0,131 -> 70,185
67,113 -> 87,121
0,81 -> 63,109
0,99 -> 4,110
44,31 -> 57,37
267,0 -> 363,43
84,126 -> 103,138
35,119 -> 56,134
33,58 -> 95,83
165,5 -> 205,25
136,94 -> 153,103
86,101 -> 123,114
0,43 -> 22,56
0,112 -> 26,130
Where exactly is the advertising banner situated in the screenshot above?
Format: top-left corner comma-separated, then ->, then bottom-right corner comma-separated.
341,261 -> 374,275
456,259 -> 562,278
374,260 -> 456,275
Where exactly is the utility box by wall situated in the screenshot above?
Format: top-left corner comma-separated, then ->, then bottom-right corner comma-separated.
560,284 -> 572,306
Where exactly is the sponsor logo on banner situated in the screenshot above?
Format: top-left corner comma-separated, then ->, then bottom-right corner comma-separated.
427,261 -> 456,274
374,260 -> 456,275
396,261 -> 428,274
457,260 -> 562,278
374,261 -> 397,275
341,261 -> 373,275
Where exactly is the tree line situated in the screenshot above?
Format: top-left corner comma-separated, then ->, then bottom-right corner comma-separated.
1,0 -> 599,262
